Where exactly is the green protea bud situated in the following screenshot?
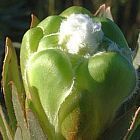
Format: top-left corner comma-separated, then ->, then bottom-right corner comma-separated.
20,6 -> 137,140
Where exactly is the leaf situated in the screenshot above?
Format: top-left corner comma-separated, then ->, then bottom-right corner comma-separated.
60,6 -> 93,17
133,33 -> 140,69
0,106 -> 13,140
94,4 -> 113,21
129,124 -> 140,140
11,83 -> 30,140
37,15 -> 63,35
2,38 -> 17,133
26,100 -> 47,140
8,39 -> 25,103
14,127 -> 23,140
27,86 -> 55,140
26,49 -> 73,137
0,115 -> 9,140
123,107 -> 140,140
2,38 -> 25,134
20,27 -> 43,98
100,107 -> 137,140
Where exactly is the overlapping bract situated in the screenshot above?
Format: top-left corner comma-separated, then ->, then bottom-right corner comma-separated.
19,6 -> 137,140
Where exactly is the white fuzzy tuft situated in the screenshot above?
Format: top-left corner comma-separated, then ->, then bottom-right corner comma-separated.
58,14 -> 104,55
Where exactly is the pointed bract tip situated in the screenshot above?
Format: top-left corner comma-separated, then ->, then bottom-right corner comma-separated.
30,14 -> 40,28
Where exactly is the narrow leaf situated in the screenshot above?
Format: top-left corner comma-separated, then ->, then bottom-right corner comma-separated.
27,89 -> 54,139
26,100 -> 47,140
14,127 -> 23,140
11,83 -> 30,140
133,33 -> 140,69
0,115 -> 9,140
2,38 -> 17,133
101,107 -> 137,140
124,107 -> 140,140
0,106 -> 13,140
2,38 -> 25,133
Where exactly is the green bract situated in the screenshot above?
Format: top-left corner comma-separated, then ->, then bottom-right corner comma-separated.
20,6 -> 136,140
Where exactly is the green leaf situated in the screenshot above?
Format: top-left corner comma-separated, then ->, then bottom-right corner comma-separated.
37,15 -> 63,35
0,116 -> 9,140
11,83 -> 30,140
2,38 -> 18,133
2,38 -> 25,134
38,34 -> 58,51
26,100 -> 47,140
27,94 -> 54,140
129,124 -> 140,140
87,52 -> 136,139
20,27 -> 43,97
100,107 -> 137,140
0,106 -> 13,140
94,17 -> 129,51
60,6 -> 93,17
26,49 -> 73,139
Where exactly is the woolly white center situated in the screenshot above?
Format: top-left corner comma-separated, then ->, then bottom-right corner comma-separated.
59,14 -> 104,55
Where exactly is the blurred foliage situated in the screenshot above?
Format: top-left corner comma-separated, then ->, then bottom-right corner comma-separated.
0,0 -> 139,47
